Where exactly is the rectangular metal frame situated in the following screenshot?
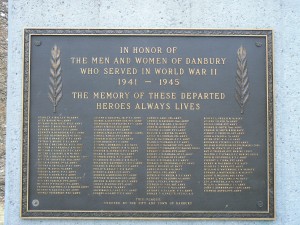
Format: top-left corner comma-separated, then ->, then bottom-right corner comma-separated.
21,28 -> 275,220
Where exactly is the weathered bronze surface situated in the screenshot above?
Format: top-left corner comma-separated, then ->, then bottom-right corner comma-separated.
22,29 -> 274,220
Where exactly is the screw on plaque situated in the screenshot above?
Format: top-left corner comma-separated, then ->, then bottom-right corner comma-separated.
34,40 -> 41,46
255,42 -> 262,47
257,201 -> 263,208
32,199 -> 39,207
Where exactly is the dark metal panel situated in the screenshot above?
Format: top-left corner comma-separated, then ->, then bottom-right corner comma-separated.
21,29 -> 274,219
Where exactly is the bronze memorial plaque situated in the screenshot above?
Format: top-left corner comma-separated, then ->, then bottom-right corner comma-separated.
22,29 -> 274,220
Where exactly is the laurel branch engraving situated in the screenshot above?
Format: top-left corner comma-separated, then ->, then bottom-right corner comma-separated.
48,45 -> 62,113
235,45 -> 249,114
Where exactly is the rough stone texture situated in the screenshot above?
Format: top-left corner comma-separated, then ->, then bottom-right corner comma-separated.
5,0 -> 300,225
0,0 -> 8,224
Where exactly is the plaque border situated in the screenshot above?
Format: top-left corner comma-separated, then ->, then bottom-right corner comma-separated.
21,28 -> 275,220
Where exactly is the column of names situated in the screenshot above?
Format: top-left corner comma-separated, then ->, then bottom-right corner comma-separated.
93,117 -> 143,195
203,117 -> 260,192
146,117 -> 199,196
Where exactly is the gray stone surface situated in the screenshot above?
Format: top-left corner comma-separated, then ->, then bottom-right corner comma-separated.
5,0 -> 300,224
0,0 -> 8,224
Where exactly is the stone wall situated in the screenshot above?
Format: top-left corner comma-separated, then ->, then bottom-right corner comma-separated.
5,0 -> 300,225
0,0 -> 8,224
